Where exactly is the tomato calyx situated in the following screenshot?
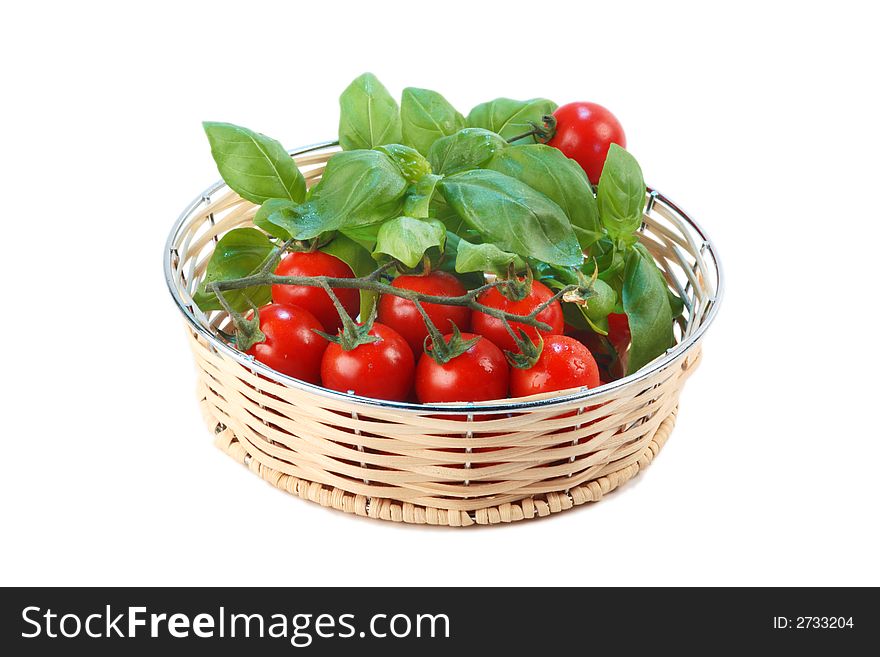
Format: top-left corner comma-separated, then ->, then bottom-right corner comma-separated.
312,284 -> 381,351
506,114 -> 557,145
563,267 -> 600,307
409,294 -> 478,364
497,264 -> 534,302
207,282 -> 267,351
234,309 -> 267,352
504,329 -> 543,370
423,322 -> 480,365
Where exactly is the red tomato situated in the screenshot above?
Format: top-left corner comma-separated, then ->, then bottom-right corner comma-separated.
415,333 -> 509,404
320,323 -> 415,401
471,280 -> 564,354
272,251 -> 359,334
607,312 -> 631,353
510,335 -> 600,397
377,271 -> 471,356
565,327 -> 621,384
548,102 -> 626,184
246,303 -> 327,384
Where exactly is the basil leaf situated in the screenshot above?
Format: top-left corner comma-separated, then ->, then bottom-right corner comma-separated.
401,87 -> 467,156
202,122 -> 306,205
340,223 -> 382,250
430,192 -> 467,234
294,150 -> 408,239
668,289 -> 685,318
192,228 -> 274,312
438,169 -> 583,267
439,233 -> 485,289
466,97 -> 557,142
488,144 -> 602,250
338,73 -> 402,150
623,244 -> 674,374
375,144 -> 432,183
455,238 -> 524,275
253,198 -> 300,240
403,173 -> 442,218
597,144 -> 646,246
373,217 -> 446,268
322,234 -> 378,320
589,235 -> 626,291
428,128 -> 506,175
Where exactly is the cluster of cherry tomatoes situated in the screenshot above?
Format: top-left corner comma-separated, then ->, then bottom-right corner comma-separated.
246,250 -> 631,404
242,98 -> 633,404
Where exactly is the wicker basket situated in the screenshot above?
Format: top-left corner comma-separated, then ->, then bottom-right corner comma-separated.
164,141 -> 722,527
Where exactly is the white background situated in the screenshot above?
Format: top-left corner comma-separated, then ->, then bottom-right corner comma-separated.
2,1 -> 878,587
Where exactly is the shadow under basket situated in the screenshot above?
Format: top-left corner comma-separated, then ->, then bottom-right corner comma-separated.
164,141 -> 723,527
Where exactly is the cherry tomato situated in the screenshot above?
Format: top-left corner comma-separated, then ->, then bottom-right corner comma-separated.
471,280 -> 564,354
246,303 -> 327,384
607,312 -> 631,354
415,333 -> 509,404
548,102 -> 626,184
510,335 -> 600,397
321,323 -> 415,401
377,271 -> 471,356
565,328 -> 621,383
272,251 -> 359,334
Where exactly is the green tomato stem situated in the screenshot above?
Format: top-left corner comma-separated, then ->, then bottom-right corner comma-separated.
505,114 -> 558,144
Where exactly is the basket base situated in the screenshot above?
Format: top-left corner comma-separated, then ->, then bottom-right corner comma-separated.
200,398 -> 677,527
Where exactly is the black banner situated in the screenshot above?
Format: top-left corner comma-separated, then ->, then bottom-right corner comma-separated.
1,587 -> 874,654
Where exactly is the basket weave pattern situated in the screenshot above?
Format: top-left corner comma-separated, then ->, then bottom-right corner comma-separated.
166,144 -> 719,526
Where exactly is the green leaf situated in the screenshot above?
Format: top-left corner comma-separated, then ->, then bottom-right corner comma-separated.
428,128 -> 506,175
322,234 -> 378,320
623,244 -> 674,374
430,193 -> 467,234
588,235 -> 626,292
597,144 -> 646,246
202,122 -> 306,205
253,198 -> 300,240
488,144 -> 602,250
338,73 -> 401,150
400,87 -> 466,156
440,233 -> 486,288
192,228 -> 274,312
340,223 -> 382,250
375,144 -> 432,183
438,169 -> 583,267
293,150 -> 408,239
455,239 -> 524,275
373,217 -> 446,268
466,97 -> 557,142
668,289 -> 685,318
403,173 -> 442,218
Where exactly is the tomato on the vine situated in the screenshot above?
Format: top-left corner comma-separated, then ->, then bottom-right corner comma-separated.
471,280 -> 564,354
272,251 -> 359,334
415,333 -> 509,404
377,271 -> 471,356
321,323 -> 415,401
510,335 -> 600,397
548,102 -> 626,184
246,303 -> 327,384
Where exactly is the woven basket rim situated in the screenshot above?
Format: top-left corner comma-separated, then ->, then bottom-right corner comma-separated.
164,140 -> 724,415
